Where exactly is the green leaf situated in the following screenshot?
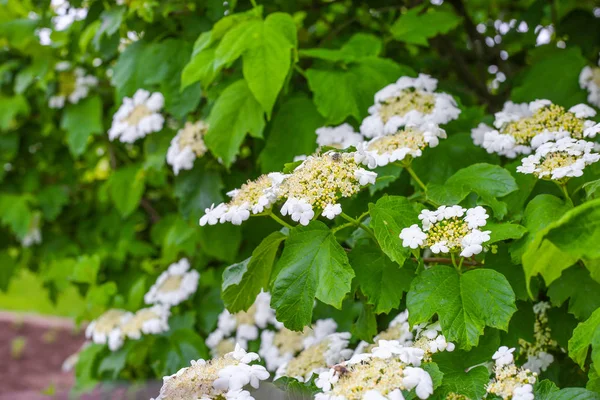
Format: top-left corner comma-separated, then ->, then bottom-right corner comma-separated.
486,245 -> 532,301
71,254 -> 101,285
93,7 -> 125,48
547,388 -> 600,400
300,33 -> 382,62
108,164 -> 146,218
391,5 -> 462,46
306,58 -> 413,124
37,185 -> 69,221
174,162 -> 224,222
0,251 -> 17,292
487,223 -> 528,244
428,163 -> 518,218
214,20 -> 260,69
569,307 -> 600,373
0,94 -> 30,131
242,13 -> 297,116
222,231 -> 286,312
350,242 -> 415,314
98,343 -> 129,380
407,265 -> 516,349
548,265 -> 600,320
272,221 -> 355,330
181,47 -> 219,90
0,194 -> 33,238
151,328 -> 209,376
534,380 -> 560,399
259,95 -> 324,173
204,79 -> 265,167
198,223 -> 242,263
351,303 -> 378,342
512,47 -> 587,107
75,343 -> 105,391
369,196 -> 419,266
60,96 -> 103,157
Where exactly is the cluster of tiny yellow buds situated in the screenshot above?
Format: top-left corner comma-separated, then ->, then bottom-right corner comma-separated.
228,175 -> 278,210
178,121 -> 209,157
368,127 -> 427,153
446,393 -> 470,400
282,340 -> 330,380
379,90 -> 436,122
518,302 -> 557,373
487,363 -> 537,400
424,217 -> 470,250
504,104 -> 585,145
279,152 -> 375,211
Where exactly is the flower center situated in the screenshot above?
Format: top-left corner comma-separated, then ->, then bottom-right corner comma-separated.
178,122 -> 209,156
285,340 -> 329,379
229,175 -> 274,208
94,309 -> 128,334
120,308 -> 160,336
536,152 -> 578,177
273,328 -> 308,355
331,358 -> 406,399
214,338 -> 236,358
367,127 -> 427,154
279,153 -> 362,210
235,303 -> 257,326
379,90 -> 436,123
503,104 -> 584,144
158,275 -> 183,293
124,104 -> 152,125
57,71 -> 76,96
425,217 -> 470,250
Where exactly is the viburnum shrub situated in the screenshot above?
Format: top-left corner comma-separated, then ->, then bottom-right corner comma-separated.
3,0 -> 600,399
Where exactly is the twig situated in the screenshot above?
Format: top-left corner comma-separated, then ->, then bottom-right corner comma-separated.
140,198 -> 160,223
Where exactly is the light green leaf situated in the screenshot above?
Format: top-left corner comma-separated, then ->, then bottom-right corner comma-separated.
583,179 -> 600,200
0,194 -> 33,238
74,343 -> 105,391
108,164 -> 146,218
205,79 -> 265,167
222,231 -> 286,312
93,7 -> 125,48
428,163 -> 518,218
71,254 -> 101,285
258,95 -> 324,173
350,242 -> 415,314
214,20 -> 260,69
272,221 -> 355,330
300,33 -> 382,62
391,5 -> 462,46
60,96 -> 103,157
242,13 -> 296,116
369,196 -> 419,266
568,307 -> 600,373
407,265 -> 516,349
0,94 -> 30,131
487,223 -> 527,244
181,47 -> 219,90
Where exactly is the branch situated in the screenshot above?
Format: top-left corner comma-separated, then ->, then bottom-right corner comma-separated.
140,198 -> 161,223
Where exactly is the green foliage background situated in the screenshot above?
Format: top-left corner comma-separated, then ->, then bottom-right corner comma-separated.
2,0 -> 600,396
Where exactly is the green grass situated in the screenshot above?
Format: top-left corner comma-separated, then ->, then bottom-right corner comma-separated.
0,269 -> 85,318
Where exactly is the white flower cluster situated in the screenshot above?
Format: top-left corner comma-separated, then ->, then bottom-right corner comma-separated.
354,123 -> 447,168
579,60 -> 600,108
260,318 -> 338,372
360,74 -> 460,138
108,89 -> 165,143
520,302 -> 556,374
517,137 -> 600,181
278,152 -> 376,225
166,120 -> 210,175
354,311 -> 413,355
153,344 -> 269,400
86,258 -> 200,351
412,321 -> 456,359
144,258 -> 200,307
85,305 -> 170,351
472,100 -> 600,158
316,123 -> 364,149
49,62 -> 98,109
206,292 -> 279,358
315,340 -> 434,400
199,173 -> 287,226
400,205 -> 491,257
275,332 -> 354,382
487,346 -> 537,400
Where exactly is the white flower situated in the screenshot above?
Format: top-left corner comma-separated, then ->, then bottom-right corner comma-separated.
225,389 -> 254,400
403,367 -> 434,399
464,206 -> 489,228
579,64 -> 600,108
144,258 -> 200,307
430,241 -> 448,254
49,65 -> 98,109
108,89 -> 165,143
200,203 -> 228,226
471,122 -> 493,146
322,203 -> 342,220
166,121 -> 209,175
523,351 -> 554,373
281,197 -> 314,226
354,168 -> 377,186
569,104 -> 596,119
513,384 -> 534,400
399,224 -> 426,249
492,346 -> 515,366
85,309 -> 132,350
315,369 -> 339,392
459,229 -> 491,257
220,204 -> 251,225
316,123 -> 363,149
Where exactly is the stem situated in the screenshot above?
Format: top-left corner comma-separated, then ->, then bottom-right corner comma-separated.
294,65 -> 307,79
269,212 -> 292,229
404,165 -> 428,193
340,212 -> 377,242
357,210 -> 370,222
331,222 -> 355,234
249,0 -> 258,8
556,181 -> 573,206
457,256 -> 464,272
450,252 -> 458,268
